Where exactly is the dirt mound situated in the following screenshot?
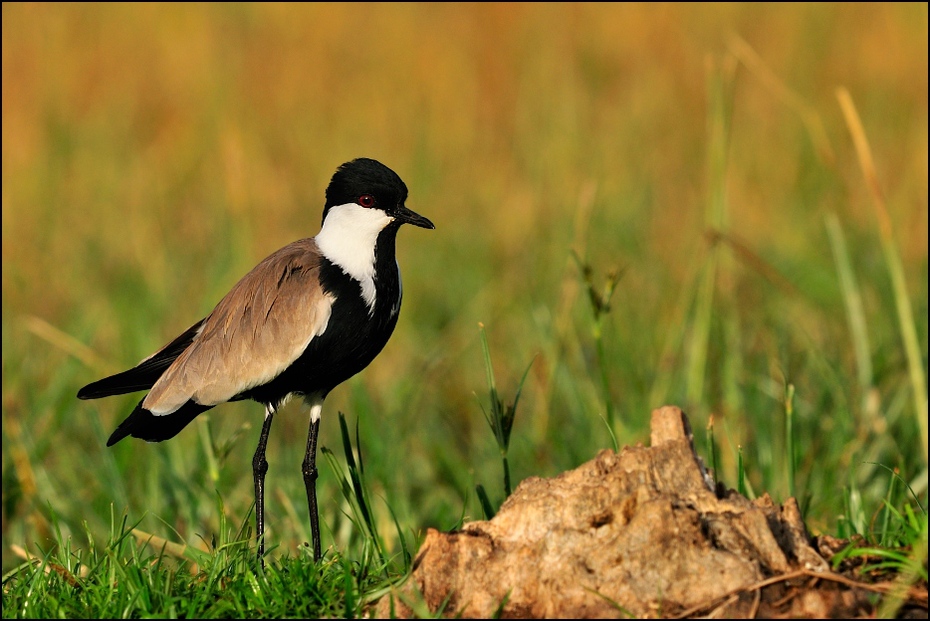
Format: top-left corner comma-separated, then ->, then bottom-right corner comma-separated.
374,406 -> 927,618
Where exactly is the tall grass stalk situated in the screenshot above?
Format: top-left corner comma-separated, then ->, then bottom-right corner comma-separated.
571,250 -> 623,441
880,470 -> 899,548
537,181 -> 598,444
687,55 -> 735,412
647,258 -> 700,412
338,413 -> 381,560
824,212 -> 874,409
198,419 -> 220,484
705,415 -> 719,486
319,412 -> 407,571
785,383 -> 797,500
727,35 -> 835,166
837,88 -> 928,465
737,445 -> 746,497
476,324 -> 533,507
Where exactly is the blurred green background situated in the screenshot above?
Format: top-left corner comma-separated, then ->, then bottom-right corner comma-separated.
2,3 -> 927,572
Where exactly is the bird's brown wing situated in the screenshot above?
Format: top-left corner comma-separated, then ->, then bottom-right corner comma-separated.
143,238 -> 334,415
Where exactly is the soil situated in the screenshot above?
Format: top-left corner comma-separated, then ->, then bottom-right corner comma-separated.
372,406 -> 928,618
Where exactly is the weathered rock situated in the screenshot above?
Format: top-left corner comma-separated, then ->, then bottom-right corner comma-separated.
374,406 -> 832,618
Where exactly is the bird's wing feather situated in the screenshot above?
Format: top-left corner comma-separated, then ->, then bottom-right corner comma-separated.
143,238 -> 333,415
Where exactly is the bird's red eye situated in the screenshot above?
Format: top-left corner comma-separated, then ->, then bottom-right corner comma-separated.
358,194 -> 375,208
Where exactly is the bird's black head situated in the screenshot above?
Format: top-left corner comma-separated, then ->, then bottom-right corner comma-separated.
322,158 -> 434,230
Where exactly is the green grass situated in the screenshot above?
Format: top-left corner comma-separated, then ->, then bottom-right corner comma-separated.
2,504 -> 402,618
3,4 -> 927,617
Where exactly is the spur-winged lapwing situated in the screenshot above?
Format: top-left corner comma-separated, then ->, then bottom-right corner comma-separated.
78,158 -> 434,564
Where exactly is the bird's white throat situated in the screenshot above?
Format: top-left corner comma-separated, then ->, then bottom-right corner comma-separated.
315,202 -> 393,310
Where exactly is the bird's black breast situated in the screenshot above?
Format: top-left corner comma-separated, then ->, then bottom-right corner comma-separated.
241,243 -> 402,407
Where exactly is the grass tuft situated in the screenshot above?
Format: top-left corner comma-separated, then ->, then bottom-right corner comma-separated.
475,323 -> 535,513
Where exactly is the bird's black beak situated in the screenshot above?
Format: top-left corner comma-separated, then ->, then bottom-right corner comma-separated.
394,204 -> 435,230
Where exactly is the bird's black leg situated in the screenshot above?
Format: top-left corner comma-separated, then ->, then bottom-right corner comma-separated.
302,415 -> 322,562
252,406 -> 275,567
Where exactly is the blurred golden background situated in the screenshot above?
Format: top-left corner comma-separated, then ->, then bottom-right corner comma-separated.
2,3 -> 927,568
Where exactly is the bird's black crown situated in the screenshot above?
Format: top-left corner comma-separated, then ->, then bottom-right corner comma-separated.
323,158 -> 408,222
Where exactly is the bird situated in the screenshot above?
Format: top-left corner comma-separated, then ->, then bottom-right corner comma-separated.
77,157 -> 434,565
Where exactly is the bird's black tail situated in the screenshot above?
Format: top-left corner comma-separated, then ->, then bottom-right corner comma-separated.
79,366 -> 166,400
78,319 -> 204,400
107,399 -> 214,446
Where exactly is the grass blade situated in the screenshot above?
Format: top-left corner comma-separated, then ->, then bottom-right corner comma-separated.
824,212 -> 874,399
687,54 -> 735,412
837,87 -> 928,465
476,484 -> 496,521
785,383 -> 797,500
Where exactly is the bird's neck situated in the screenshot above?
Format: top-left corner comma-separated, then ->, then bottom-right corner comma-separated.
368,226 -> 403,317
316,219 -> 402,316
316,204 -> 399,312
315,204 -> 393,285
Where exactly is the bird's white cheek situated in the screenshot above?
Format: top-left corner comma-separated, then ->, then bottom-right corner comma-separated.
316,203 -> 393,310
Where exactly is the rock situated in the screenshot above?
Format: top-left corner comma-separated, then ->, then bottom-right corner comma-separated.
373,406 -> 834,618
